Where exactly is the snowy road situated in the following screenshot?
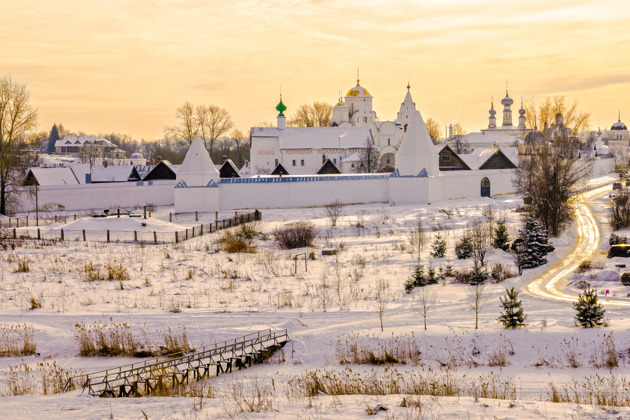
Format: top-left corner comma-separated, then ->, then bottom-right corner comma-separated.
526,182 -> 630,306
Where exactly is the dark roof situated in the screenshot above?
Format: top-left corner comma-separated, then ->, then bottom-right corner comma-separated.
438,145 -> 471,171
317,158 -> 342,174
479,149 -> 517,170
271,162 -> 290,176
143,160 -> 176,181
219,159 -> 241,178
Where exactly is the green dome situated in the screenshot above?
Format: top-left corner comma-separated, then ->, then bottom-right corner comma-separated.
276,98 -> 287,117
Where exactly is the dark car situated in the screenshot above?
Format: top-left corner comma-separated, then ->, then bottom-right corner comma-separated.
613,182 -> 623,191
622,273 -> 630,286
608,244 -> 630,258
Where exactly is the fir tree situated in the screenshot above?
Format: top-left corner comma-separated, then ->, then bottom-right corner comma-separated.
516,217 -> 554,269
574,287 -> 605,328
427,265 -> 438,285
430,234 -> 446,258
405,265 -> 427,293
47,124 -> 60,155
455,235 -> 473,259
493,220 -> 510,251
469,261 -> 487,285
498,287 -> 526,328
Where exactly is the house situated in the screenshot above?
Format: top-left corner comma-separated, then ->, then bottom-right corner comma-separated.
219,159 -> 241,178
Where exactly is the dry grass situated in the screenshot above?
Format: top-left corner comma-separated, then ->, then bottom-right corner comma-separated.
217,228 -> 258,253
287,368 -> 516,401
273,221 -> 317,249
3,361 -> 82,396
548,374 -> 630,407
336,333 -> 422,366
0,323 -> 37,356
74,319 -> 190,358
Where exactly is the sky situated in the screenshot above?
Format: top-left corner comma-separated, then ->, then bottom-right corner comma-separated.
1,0 -> 629,140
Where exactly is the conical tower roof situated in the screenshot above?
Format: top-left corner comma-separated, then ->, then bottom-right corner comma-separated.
177,136 -> 219,186
395,110 -> 439,176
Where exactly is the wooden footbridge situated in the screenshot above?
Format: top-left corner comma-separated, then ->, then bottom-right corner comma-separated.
62,329 -> 289,397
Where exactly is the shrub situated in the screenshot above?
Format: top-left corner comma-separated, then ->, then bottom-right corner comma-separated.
610,233 -> 629,246
106,262 -> 129,280
29,297 -> 42,310
15,256 -> 30,273
491,263 -> 515,282
577,260 -> 592,272
609,193 -> 630,230
217,229 -> 257,253
83,262 -> 105,281
273,221 -> 317,249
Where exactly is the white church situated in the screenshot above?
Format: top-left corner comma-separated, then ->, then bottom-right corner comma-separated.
250,78 -> 417,175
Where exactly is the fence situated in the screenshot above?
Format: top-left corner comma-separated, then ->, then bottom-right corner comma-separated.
7,210 -> 261,244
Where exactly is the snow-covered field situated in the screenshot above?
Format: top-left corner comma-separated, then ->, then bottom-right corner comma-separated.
1,175 -> 630,419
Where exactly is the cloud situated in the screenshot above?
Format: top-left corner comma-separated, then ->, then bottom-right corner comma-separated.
539,74 -> 630,94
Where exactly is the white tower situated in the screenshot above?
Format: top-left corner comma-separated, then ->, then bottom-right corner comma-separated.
488,99 -> 497,129
174,135 -> 220,213
501,90 -> 513,127
395,110 -> 439,176
332,95 -> 349,125
396,83 -> 417,131
518,98 -> 526,129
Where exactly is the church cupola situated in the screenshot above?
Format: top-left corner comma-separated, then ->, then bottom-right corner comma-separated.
488,99 -> 497,129
332,92 -> 349,125
396,82 -> 417,125
501,90 -> 513,127
518,98 -> 526,129
276,96 -> 287,130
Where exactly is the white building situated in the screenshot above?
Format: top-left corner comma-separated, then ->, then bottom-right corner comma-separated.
250,79 -> 418,175
608,116 -> 629,169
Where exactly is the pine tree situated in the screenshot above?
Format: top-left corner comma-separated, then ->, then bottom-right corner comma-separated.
430,234 -> 446,258
47,124 -> 60,155
516,217 -> 554,269
493,220 -> 510,251
455,235 -> 473,259
498,287 -> 526,328
574,287 -> 605,328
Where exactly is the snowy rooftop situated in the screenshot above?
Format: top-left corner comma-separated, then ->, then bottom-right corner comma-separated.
252,127 -> 373,150
90,166 -> 137,182
26,167 -> 79,186
461,131 -> 518,145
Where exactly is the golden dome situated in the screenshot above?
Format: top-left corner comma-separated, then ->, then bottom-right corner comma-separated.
346,79 -> 371,97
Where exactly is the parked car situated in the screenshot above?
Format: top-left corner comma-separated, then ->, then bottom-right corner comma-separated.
608,244 -> 630,258
613,182 -> 623,191
621,273 -> 630,286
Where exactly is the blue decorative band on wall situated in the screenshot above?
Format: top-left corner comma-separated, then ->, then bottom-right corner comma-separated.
220,174 -> 390,184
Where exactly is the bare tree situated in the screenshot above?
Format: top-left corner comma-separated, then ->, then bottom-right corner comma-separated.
355,138 -> 380,173
467,282 -> 489,330
375,278 -> 390,332
425,118 -> 441,144
198,104 -> 233,155
165,101 -> 197,144
230,129 -> 248,168
325,200 -> 344,227
525,96 -> 590,134
288,102 -> 332,127
469,220 -> 491,266
417,286 -> 437,330
408,218 -> 429,261
0,76 -> 38,215
513,133 -> 592,236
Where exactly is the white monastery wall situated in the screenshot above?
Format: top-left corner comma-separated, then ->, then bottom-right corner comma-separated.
18,181 -> 175,212
431,170 -> 515,201
219,175 -> 390,210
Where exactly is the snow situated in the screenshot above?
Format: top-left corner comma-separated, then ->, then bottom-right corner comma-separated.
90,166 -> 136,183
47,214 -> 188,233
1,176 -> 629,419
26,167 -> 79,186
253,126 -> 373,150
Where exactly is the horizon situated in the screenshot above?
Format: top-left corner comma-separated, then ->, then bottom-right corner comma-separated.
2,0 -> 629,139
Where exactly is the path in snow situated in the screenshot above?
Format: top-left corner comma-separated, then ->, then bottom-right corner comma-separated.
526,182 -> 630,306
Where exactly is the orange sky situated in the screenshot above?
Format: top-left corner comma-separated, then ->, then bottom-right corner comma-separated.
2,0 -> 629,139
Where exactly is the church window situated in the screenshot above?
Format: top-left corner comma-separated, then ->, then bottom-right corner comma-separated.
388,138 -> 390,146
275,159 -> 278,166
363,117 -> 367,123
356,117 -> 359,123
333,158 -> 337,164
301,159 -> 304,166
292,160 -> 296,166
